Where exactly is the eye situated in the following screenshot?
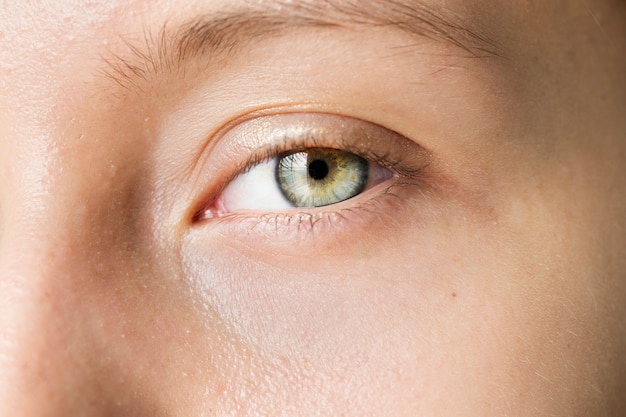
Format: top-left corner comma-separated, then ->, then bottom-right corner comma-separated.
193,112 -> 432,223
208,147 -> 394,216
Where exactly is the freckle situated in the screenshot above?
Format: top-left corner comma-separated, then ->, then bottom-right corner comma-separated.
451,292 -> 457,298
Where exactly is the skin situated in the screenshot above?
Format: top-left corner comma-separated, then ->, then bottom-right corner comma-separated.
0,0 -> 625,415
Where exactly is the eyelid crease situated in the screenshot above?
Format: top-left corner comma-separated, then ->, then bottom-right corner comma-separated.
101,0 -> 504,90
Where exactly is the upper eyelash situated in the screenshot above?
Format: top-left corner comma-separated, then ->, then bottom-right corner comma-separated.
236,132 -> 428,183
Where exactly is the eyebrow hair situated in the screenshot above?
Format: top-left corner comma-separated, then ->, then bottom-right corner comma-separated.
103,0 -> 503,89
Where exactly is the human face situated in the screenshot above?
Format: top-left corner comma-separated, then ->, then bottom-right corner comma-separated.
0,0 -> 625,415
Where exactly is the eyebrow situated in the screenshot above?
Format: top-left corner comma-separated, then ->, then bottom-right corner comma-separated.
103,0 -> 503,89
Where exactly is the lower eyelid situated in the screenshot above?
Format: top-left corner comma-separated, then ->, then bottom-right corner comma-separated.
196,178 -> 419,250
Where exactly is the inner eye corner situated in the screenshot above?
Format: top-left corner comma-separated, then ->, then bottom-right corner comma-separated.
191,200 -> 212,224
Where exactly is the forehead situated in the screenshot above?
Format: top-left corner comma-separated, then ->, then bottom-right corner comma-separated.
0,0 -> 619,69
0,0 -> 608,34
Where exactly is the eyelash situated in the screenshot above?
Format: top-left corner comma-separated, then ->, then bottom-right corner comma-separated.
200,179 -> 416,245
191,113 -> 432,240
238,134 -> 422,182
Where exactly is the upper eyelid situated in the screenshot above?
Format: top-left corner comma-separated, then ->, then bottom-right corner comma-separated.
240,136 -> 415,180
101,0 -> 504,90
224,113 -> 431,181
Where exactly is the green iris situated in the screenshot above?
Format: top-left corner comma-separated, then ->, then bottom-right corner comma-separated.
276,148 -> 369,207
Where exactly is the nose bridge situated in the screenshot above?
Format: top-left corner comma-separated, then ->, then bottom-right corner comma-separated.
0,143 -> 136,416
0,200 -> 110,416
0,11 -> 156,414
0,256 -> 78,415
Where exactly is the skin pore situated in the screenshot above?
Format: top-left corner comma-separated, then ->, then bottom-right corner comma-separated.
0,0 -> 625,415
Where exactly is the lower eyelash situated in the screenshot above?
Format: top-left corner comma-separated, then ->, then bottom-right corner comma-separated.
202,180 -> 419,247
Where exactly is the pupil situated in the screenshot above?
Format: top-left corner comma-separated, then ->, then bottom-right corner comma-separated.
308,159 -> 329,180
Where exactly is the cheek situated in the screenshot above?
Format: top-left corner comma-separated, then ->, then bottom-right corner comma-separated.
179,201 -> 613,414
180,242 -> 440,412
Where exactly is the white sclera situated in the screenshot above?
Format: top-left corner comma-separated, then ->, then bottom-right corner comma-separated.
219,157 -> 293,212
